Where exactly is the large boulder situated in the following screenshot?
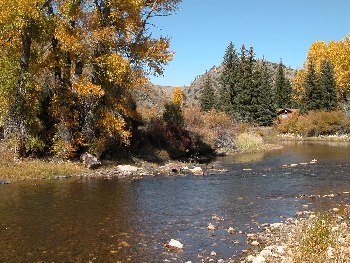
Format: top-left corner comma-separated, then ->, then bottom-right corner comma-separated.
80,153 -> 101,169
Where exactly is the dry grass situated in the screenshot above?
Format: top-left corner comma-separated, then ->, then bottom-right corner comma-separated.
0,141 -> 86,182
240,207 -> 350,263
235,132 -> 264,152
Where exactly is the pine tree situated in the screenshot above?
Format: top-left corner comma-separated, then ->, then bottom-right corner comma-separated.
302,60 -> 327,111
253,60 -> 276,126
274,60 -> 293,109
234,45 -> 255,122
200,74 -> 215,111
320,59 -> 338,111
218,42 -> 239,113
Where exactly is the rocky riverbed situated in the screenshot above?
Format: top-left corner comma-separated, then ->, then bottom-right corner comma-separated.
234,204 -> 350,263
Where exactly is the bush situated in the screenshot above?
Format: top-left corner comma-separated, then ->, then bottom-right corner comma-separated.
183,107 -> 236,149
300,213 -> 334,258
274,110 -> 350,136
235,132 -> 264,152
163,102 -> 184,127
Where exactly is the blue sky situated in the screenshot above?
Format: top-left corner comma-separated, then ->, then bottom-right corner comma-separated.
149,0 -> 350,87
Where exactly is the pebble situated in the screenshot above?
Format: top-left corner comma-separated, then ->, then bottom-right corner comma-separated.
167,239 -> 183,249
212,215 -> 224,221
210,251 -> 217,256
207,223 -> 216,231
270,223 -> 283,229
252,255 -> 266,263
227,227 -> 236,234
251,240 -> 260,246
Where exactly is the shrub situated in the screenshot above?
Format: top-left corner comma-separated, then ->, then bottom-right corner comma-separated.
163,102 -> 184,127
235,132 -> 264,152
274,110 -> 350,136
300,213 -> 335,258
183,107 -> 236,148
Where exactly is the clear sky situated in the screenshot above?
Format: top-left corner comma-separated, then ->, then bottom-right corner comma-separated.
149,0 -> 350,87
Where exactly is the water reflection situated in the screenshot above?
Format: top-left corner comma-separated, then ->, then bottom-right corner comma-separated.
0,141 -> 350,262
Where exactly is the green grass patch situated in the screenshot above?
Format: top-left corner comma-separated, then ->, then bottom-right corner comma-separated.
0,141 -> 86,182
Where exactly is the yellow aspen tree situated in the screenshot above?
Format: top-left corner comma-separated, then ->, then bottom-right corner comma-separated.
1,0 -> 181,158
172,87 -> 184,105
295,35 -> 350,104
0,0 -> 51,156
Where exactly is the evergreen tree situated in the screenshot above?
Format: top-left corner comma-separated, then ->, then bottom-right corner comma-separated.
274,60 -> 293,109
253,60 -> 276,126
302,60 -> 327,111
200,73 -> 215,111
218,42 -> 239,113
320,59 -> 338,111
234,45 -> 255,122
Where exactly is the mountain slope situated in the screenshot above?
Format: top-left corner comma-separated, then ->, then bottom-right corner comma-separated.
134,61 -> 297,109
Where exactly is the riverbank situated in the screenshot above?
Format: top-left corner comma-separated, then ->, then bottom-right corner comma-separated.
276,133 -> 350,142
0,136 -> 282,183
236,204 -> 350,263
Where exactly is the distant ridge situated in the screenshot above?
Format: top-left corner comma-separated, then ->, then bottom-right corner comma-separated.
134,61 -> 296,109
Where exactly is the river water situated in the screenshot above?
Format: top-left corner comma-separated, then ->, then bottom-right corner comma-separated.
1,141 -> 350,262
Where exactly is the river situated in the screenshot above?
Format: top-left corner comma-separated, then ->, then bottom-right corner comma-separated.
0,141 -> 350,262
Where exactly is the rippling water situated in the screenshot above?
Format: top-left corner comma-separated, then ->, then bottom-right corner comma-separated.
0,141 -> 350,262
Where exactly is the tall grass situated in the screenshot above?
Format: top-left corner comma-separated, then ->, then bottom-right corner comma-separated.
0,141 -> 86,181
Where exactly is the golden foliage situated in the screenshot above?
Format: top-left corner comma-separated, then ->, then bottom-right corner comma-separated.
297,35 -> 350,98
0,0 -> 179,158
99,110 -> 131,146
172,87 -> 183,105
72,79 -> 104,97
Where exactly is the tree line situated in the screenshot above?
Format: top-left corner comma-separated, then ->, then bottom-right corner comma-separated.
200,41 -> 340,125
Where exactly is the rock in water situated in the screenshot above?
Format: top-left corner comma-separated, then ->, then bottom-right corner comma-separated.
167,239 -> 184,249
80,153 -> 101,169
227,227 -> 236,234
207,223 -> 216,231
189,167 -> 204,176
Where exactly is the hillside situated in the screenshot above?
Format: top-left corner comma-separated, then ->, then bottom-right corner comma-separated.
183,61 -> 296,107
134,61 -> 297,109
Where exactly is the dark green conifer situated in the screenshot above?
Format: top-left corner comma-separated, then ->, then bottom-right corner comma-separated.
200,73 -> 215,111
302,60 -> 327,111
234,45 -> 255,122
252,60 -> 276,126
320,59 -> 337,111
218,42 -> 239,113
274,60 -> 293,109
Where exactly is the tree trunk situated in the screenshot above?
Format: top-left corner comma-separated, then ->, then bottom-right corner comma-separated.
4,23 -> 32,156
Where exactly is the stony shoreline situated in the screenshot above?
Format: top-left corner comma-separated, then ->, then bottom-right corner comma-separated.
56,160 -> 230,182
234,204 -> 350,263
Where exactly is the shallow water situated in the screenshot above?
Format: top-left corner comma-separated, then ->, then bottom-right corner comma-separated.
0,141 -> 350,262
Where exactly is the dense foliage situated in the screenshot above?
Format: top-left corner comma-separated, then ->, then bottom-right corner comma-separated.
294,36 -> 350,112
274,110 -> 350,136
211,43 -> 276,126
0,0 -> 180,157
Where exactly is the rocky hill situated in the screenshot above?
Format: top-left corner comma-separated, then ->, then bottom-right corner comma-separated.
183,61 -> 296,107
134,61 -> 297,109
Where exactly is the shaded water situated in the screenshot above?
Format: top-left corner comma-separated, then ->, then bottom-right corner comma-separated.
1,141 -> 350,262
